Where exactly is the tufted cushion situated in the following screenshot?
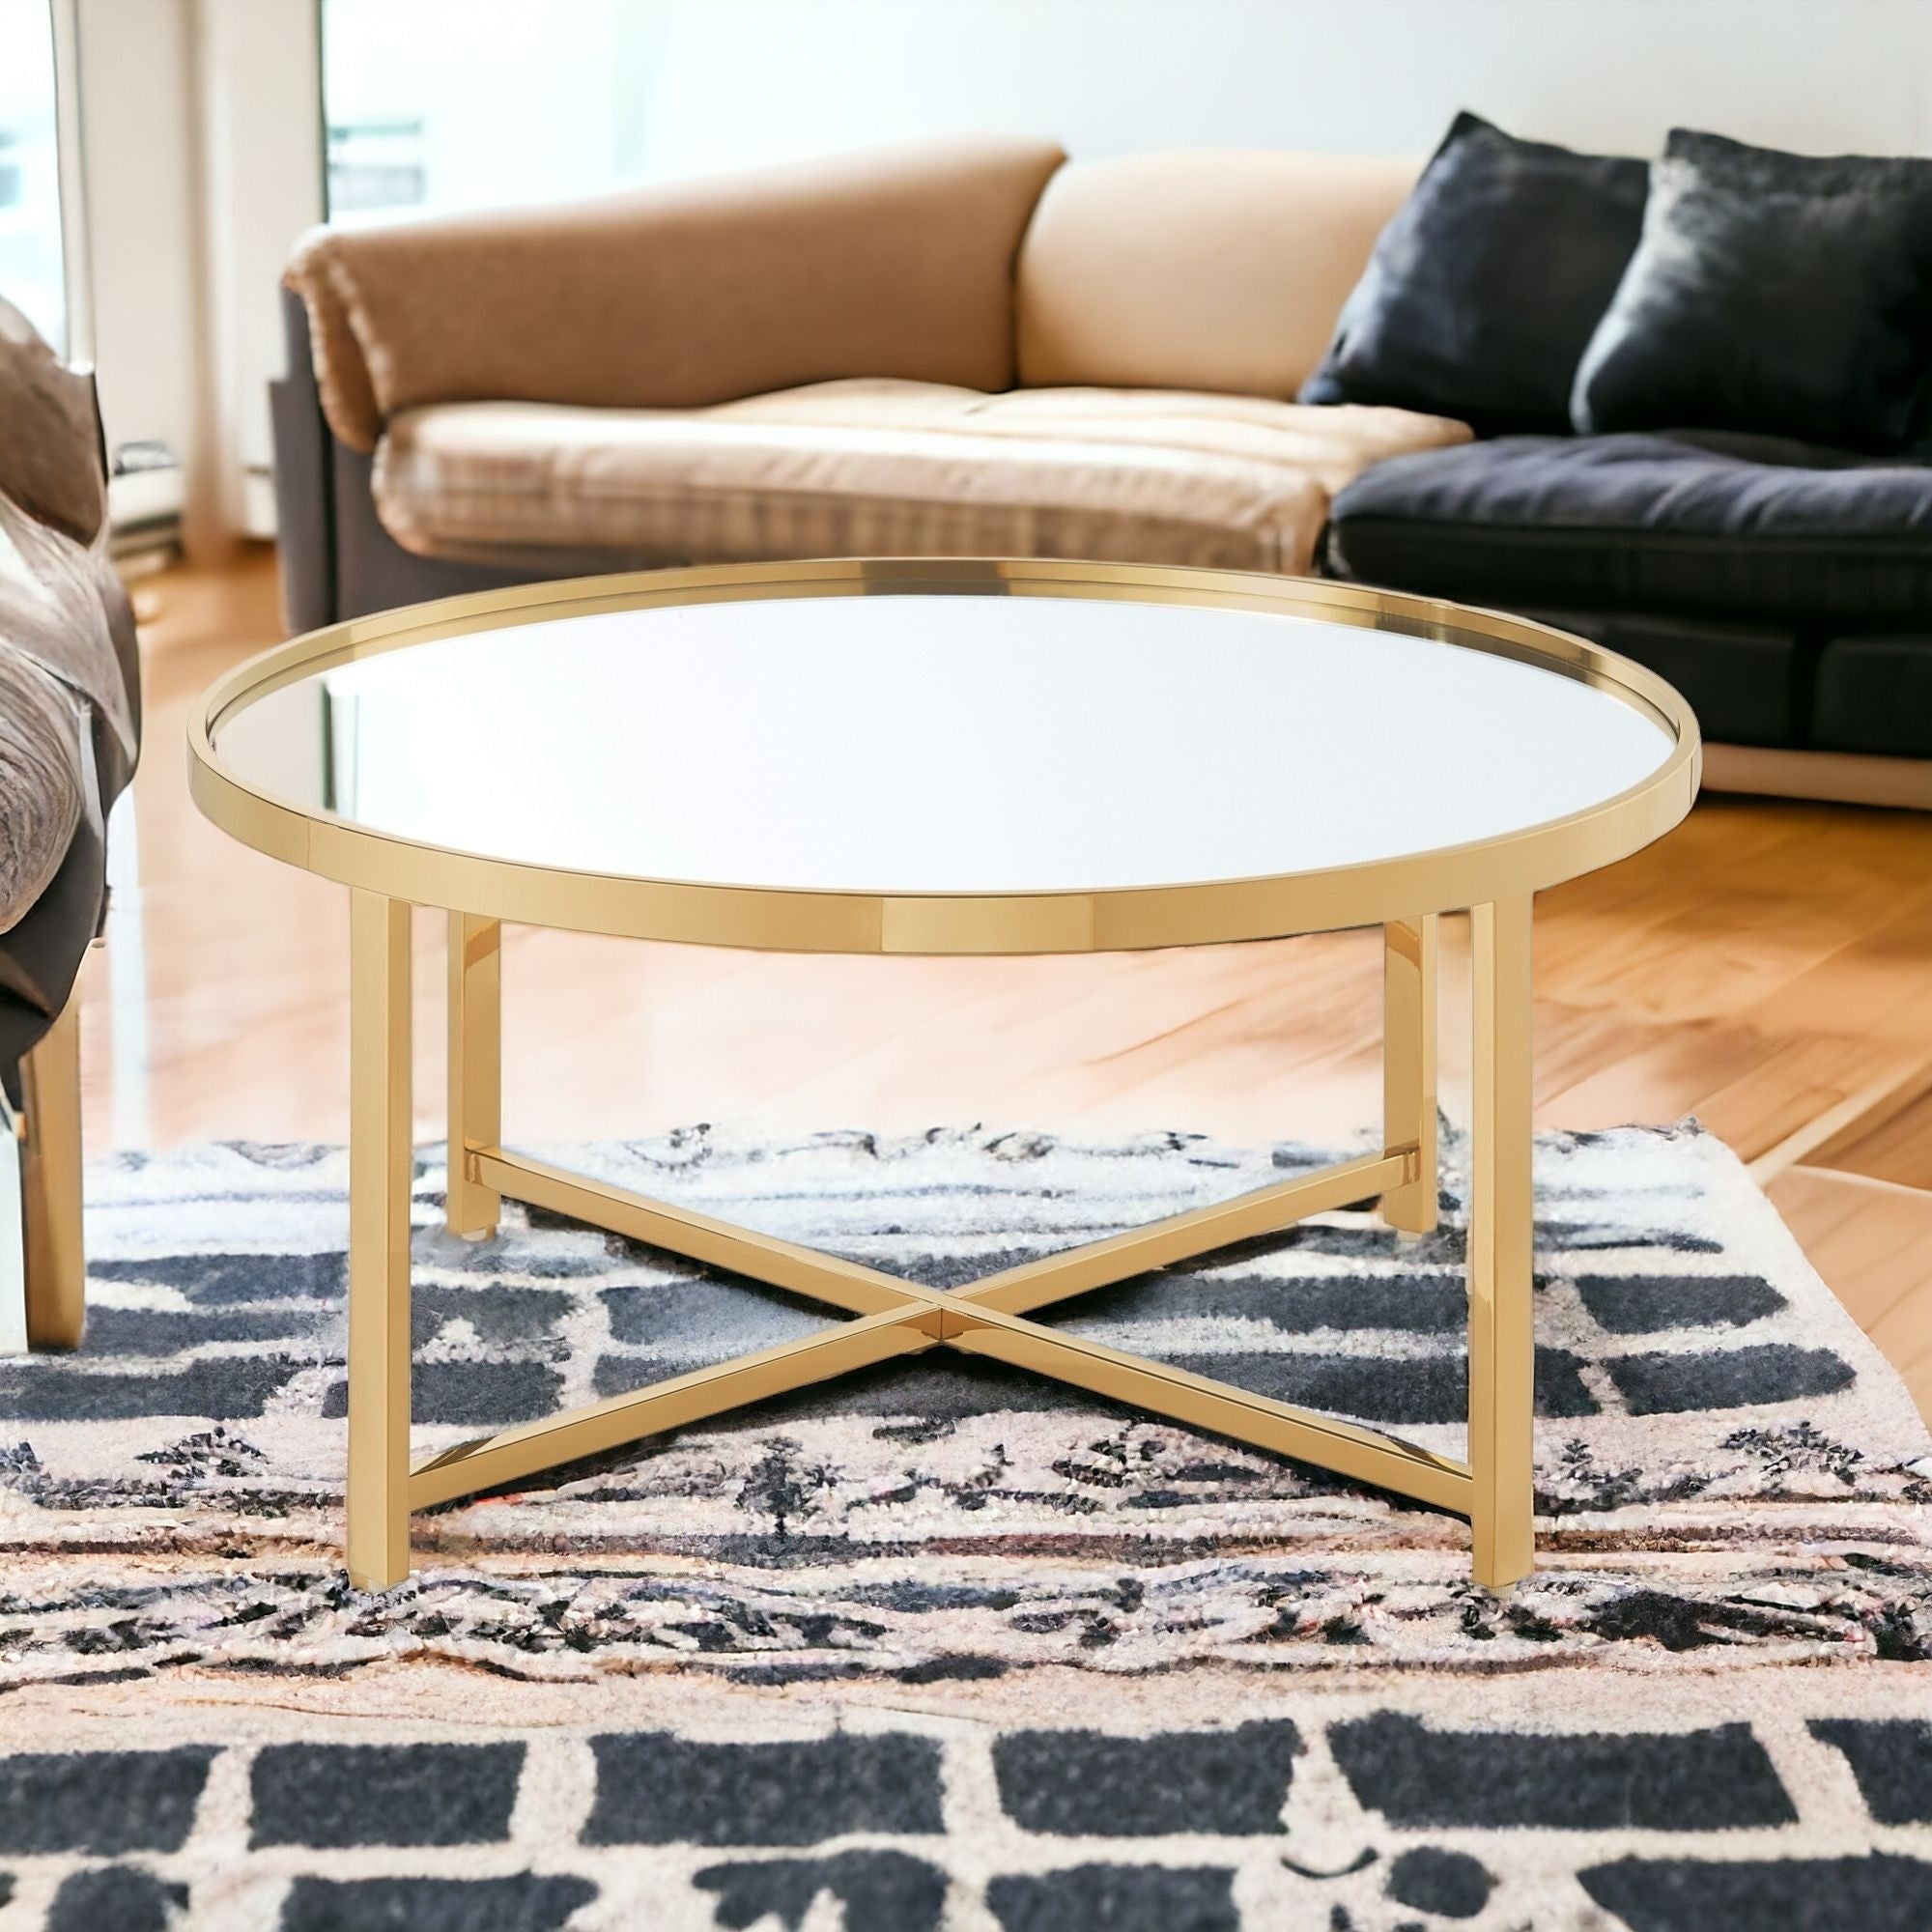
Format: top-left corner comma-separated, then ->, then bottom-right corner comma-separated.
1324,431 -> 1932,629
373,378 -> 1470,579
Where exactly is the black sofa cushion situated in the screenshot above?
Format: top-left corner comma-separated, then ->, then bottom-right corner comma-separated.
1323,432 -> 1932,631
1299,112 -> 1648,436
1520,609 -> 1804,752
1573,130 -> 1932,449
1811,635 -> 1932,758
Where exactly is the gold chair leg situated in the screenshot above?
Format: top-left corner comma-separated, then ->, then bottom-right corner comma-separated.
21,991 -> 84,1350
1380,914 -> 1438,1235
1468,895 -> 1536,1589
347,891 -> 413,1590
445,913 -> 500,1239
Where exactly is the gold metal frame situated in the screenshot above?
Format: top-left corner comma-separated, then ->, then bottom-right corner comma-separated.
188,559 -> 1699,953
185,559 -> 1700,1592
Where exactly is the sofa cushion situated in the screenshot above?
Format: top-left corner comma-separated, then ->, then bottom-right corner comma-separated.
1300,112 -> 1648,436
1811,635 -> 1932,758
1015,151 -> 1415,399
1324,431 -> 1932,629
1520,609 -> 1804,751
286,136 -> 1066,455
1574,130 -> 1932,449
373,378 -> 1471,577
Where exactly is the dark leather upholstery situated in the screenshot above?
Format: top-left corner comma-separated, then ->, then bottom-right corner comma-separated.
1325,432 -> 1932,629
1325,432 -> 1932,758
1518,609 -> 1805,752
1812,634 -> 1932,757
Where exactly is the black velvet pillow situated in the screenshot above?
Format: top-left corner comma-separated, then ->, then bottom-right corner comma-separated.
1572,131 -> 1932,450
1299,112 -> 1648,435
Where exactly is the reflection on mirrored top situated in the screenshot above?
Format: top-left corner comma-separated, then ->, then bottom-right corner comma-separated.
211,592 -> 1676,895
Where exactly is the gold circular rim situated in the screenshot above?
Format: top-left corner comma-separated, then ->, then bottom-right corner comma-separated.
186,557 -> 1701,954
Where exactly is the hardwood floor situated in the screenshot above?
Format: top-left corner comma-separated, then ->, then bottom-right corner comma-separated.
82,547 -> 1932,1414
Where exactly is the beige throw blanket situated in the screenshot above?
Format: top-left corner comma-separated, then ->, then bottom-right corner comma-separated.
0,298 -> 138,964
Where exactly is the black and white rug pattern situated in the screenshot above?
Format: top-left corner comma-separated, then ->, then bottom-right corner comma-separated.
0,1122 -> 1928,1929
4,1670 -> 1932,1932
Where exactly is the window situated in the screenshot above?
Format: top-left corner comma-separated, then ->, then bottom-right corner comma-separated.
326,115 -> 429,215
0,0 -> 64,349
320,0 -> 665,222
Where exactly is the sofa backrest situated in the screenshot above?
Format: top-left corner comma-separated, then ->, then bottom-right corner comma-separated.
287,135 -> 1065,453
1015,150 -> 1416,398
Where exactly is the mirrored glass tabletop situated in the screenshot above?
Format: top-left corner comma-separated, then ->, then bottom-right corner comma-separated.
208,588 -> 1681,898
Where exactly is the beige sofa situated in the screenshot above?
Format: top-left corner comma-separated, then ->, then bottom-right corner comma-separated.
276,136 -> 1466,623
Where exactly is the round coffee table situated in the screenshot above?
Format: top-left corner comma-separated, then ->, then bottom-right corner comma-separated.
189,559 -> 1699,1590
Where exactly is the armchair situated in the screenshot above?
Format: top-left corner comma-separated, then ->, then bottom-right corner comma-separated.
0,298 -> 140,1350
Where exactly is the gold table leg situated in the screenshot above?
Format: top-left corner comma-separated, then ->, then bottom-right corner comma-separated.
1380,914 -> 1438,1236
347,892 -> 414,1590
1468,895 -> 1536,1588
446,914 -> 501,1239
336,901 -> 1538,1591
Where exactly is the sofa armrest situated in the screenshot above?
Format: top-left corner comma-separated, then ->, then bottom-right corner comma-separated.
270,284 -> 336,632
283,135 -> 1065,455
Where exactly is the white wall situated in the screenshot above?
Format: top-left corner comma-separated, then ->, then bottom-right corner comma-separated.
628,0 -> 1932,180
321,0 -> 1932,216
324,0 -> 655,218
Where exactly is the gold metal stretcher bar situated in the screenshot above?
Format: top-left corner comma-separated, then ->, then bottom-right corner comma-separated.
346,905 -> 1535,1593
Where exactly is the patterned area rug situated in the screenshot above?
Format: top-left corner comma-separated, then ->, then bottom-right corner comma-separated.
1,1122 -> 1928,1930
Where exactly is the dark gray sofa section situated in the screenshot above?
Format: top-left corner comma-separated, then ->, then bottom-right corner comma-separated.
1322,432 -> 1932,758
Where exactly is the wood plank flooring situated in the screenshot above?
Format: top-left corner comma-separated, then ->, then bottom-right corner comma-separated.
81,548 -> 1932,1416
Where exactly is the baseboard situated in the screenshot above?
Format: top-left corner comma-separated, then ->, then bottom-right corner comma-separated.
1747,1057 -> 1932,1185
1702,742 -> 1932,811
1764,1163 -> 1932,1423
